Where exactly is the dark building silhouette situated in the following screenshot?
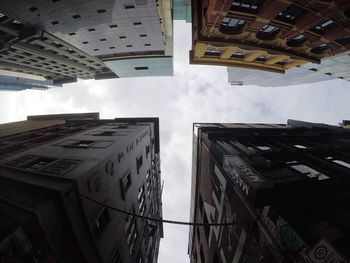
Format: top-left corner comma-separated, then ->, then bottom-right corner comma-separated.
190,0 -> 350,73
189,120 -> 350,263
0,113 -> 163,263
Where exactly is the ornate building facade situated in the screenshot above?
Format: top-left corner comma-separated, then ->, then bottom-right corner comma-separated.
191,0 -> 350,73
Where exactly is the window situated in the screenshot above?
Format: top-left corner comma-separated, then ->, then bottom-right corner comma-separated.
311,19 -> 335,34
51,21 -> 59,25
287,34 -> 307,47
140,34 -> 147,37
287,161 -> 329,180
110,24 -> 118,28
126,44 -> 133,47
125,209 -> 138,255
100,38 -> 107,42
138,185 -> 146,215
136,155 -> 143,174
231,0 -> 266,13
97,9 -> 106,13
72,14 -> 81,19
335,35 -> 350,45
93,131 -> 115,136
125,5 -> 135,9
256,146 -> 271,151
257,25 -> 280,40
109,46 -> 115,49
119,36 -> 126,39
293,144 -> 307,149
146,145 -> 150,159
82,41 -> 89,44
220,18 -> 246,35
204,50 -> 221,57
311,43 -> 329,54
144,44 -> 151,46
325,156 -> 350,169
133,22 -> 142,25
93,48 -> 99,51
29,6 -> 38,12
21,157 -> 55,172
88,28 -> 95,32
40,159 -> 81,175
261,25 -> 278,33
120,171 -> 132,198
66,140 -> 95,148
68,32 -> 76,36
93,208 -> 110,238
134,66 -> 148,71
275,4 -> 308,24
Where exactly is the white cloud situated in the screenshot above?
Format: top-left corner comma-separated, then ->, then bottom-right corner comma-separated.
0,20 -> 350,263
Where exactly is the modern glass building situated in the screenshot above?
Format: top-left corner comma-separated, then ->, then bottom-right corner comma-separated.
0,74 -> 55,91
0,0 -> 173,81
173,0 -> 191,23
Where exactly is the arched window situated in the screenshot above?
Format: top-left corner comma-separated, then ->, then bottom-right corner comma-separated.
219,18 -> 246,35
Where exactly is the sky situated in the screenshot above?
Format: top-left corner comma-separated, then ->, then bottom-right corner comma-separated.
1,21 -> 350,263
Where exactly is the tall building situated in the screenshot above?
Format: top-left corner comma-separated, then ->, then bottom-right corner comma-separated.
189,121 -> 350,263
0,0 -> 173,85
227,50 -> 350,86
173,0 -> 191,23
0,73 -> 55,91
0,113 -> 163,263
190,0 -> 350,74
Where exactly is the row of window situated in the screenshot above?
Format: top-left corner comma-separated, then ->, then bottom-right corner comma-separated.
5,154 -> 82,175
239,140 -> 350,180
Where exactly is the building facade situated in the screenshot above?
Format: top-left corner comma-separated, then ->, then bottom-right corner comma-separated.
0,0 -> 173,82
0,113 -> 163,263
174,0 -> 192,23
189,121 -> 350,263
227,50 -> 350,86
191,0 -> 350,73
0,74 -> 54,91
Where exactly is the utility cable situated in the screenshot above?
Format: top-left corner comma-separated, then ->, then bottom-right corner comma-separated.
81,193 -> 251,227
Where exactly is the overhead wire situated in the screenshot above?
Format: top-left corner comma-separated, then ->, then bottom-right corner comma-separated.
80,193 -> 251,227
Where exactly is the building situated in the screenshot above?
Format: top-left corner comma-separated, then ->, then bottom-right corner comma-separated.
0,0 -> 173,82
173,0 -> 192,23
0,113 -> 163,263
190,0 -> 350,74
189,120 -> 350,263
227,50 -> 350,86
0,72 -> 55,91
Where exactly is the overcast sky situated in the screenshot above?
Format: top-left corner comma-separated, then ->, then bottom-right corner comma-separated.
1,21 -> 350,263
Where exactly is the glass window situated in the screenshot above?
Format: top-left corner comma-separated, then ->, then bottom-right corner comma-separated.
311,19 -> 335,34
136,154 -> 143,174
293,144 -> 308,149
231,0 -> 266,13
220,18 -> 246,35
288,162 -> 329,180
256,146 -> 271,151
93,209 -> 110,238
120,171 -> 132,198
325,156 -> 350,169
275,4 -> 308,24
261,25 -> 278,33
